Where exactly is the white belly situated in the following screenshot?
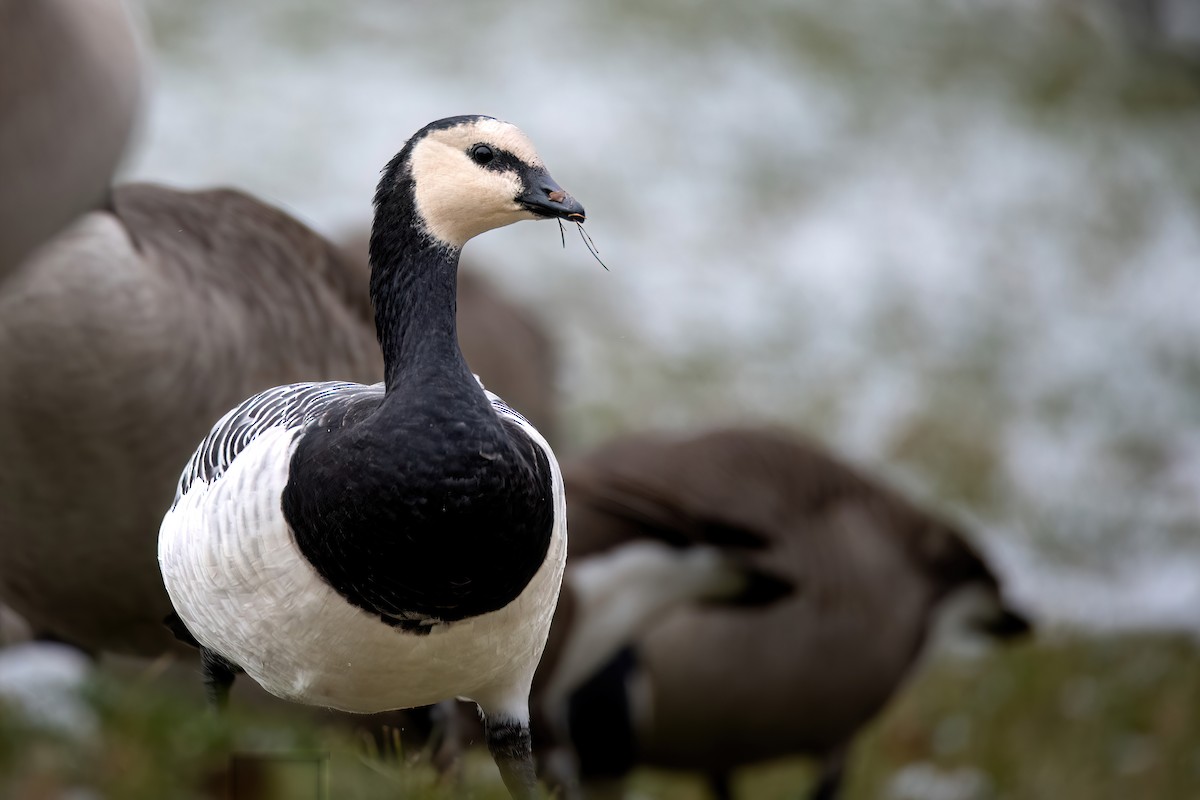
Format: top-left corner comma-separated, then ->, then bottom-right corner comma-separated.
159,427 -> 567,714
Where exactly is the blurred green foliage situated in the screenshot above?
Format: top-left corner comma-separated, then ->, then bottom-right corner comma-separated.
1,635 -> 1196,799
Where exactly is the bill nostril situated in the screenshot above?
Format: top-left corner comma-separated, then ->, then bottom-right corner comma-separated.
547,189 -> 567,203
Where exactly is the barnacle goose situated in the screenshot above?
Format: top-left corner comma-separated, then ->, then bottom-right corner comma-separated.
158,116 -> 582,799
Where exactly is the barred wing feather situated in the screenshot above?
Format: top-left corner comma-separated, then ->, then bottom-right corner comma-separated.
172,380 -> 384,505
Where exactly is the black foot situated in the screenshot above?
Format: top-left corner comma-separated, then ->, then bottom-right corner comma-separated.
709,771 -> 733,800
428,699 -> 468,777
809,749 -> 846,800
201,646 -> 240,711
484,715 -> 538,800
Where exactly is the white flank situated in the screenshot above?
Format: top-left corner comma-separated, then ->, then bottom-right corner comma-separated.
922,583 -> 1012,662
541,542 -> 741,710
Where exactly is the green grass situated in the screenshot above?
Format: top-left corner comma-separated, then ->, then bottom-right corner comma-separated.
847,633 -> 1200,800
1,634 -> 1197,799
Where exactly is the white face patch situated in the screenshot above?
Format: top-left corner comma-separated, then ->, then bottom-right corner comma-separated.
409,118 -> 549,248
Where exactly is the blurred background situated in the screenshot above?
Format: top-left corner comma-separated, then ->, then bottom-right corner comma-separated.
3,0 -> 1200,798
130,0 -> 1200,634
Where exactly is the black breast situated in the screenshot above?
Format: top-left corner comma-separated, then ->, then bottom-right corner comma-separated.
281,394 -> 555,627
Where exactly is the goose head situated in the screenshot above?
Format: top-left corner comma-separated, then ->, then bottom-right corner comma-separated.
378,115 -> 585,250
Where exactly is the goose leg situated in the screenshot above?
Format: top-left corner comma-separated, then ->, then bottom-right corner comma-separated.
809,747 -> 847,800
483,712 -> 539,800
578,778 -> 625,800
200,646 -> 238,711
539,744 -> 584,800
428,699 -> 467,778
708,771 -> 733,800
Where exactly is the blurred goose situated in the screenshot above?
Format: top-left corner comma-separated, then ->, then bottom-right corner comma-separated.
529,510 -> 793,796
0,0 -> 141,280
554,427 -> 1031,800
340,232 -> 559,441
158,116 -> 582,800
0,182 -> 383,655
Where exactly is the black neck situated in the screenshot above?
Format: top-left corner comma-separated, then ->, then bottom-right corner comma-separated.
369,180 -> 475,395
281,141 -> 558,627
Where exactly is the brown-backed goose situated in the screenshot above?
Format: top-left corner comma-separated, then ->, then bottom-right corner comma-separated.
555,427 -> 1030,800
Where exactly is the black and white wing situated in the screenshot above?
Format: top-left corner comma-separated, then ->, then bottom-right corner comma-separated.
171,380 -> 383,507
473,373 -> 541,441
159,379 -> 383,659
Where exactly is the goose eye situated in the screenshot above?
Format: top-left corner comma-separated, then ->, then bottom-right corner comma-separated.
470,145 -> 494,165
